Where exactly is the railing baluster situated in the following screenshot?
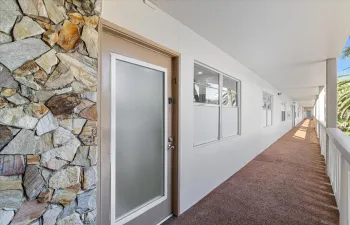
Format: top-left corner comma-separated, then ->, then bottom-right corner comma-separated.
316,118 -> 350,225
337,149 -> 341,204
340,158 -> 349,225
347,166 -> 350,225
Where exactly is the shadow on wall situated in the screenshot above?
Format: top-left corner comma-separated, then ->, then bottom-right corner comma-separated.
0,0 -> 100,224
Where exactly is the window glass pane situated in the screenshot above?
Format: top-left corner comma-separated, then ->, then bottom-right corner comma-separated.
262,101 -> 267,109
267,95 -> 272,111
222,76 -> 238,106
263,92 -> 272,111
287,105 -> 292,119
267,110 -> 272,125
262,108 -> 267,126
193,64 -> 219,104
266,101 -> 271,110
222,107 -> 238,137
281,101 -> 285,111
193,105 -> 219,145
262,92 -> 267,109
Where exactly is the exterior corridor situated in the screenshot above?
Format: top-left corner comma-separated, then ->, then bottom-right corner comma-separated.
165,119 -> 339,225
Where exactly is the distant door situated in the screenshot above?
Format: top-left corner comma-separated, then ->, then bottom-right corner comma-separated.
306,111 -> 312,118
292,105 -> 296,127
100,22 -> 179,225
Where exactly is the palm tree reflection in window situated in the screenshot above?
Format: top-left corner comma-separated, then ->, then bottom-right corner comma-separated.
222,76 -> 238,107
222,89 -> 237,106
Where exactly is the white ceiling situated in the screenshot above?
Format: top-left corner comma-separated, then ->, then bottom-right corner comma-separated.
151,0 -> 350,107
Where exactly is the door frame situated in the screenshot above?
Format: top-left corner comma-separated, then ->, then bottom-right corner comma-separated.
110,53 -> 169,225
97,19 -> 181,225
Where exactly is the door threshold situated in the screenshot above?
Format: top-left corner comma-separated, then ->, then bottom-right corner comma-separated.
156,214 -> 173,225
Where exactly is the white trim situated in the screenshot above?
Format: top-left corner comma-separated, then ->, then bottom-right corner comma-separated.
156,215 -> 173,225
193,139 -> 220,148
222,134 -> 240,140
143,0 -> 158,10
193,103 -> 220,107
222,105 -> 239,108
238,81 -> 242,134
193,60 -> 242,145
110,53 -> 168,225
193,134 -> 241,148
219,73 -> 223,140
194,60 -> 241,83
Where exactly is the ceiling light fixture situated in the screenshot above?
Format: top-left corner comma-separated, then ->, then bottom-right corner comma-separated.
198,71 -> 203,75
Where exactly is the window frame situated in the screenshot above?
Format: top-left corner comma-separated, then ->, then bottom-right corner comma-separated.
262,91 -> 273,127
193,61 -> 241,147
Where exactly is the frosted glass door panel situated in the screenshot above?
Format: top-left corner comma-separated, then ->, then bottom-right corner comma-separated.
113,59 -> 165,220
193,105 -> 219,145
222,107 -> 238,137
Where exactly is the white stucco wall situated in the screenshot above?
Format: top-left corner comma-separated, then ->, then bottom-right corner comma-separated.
102,0 -> 296,214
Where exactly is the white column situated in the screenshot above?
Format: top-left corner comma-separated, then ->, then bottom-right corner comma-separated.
319,86 -> 325,121
315,94 -> 320,136
326,58 -> 337,128
325,58 -> 337,192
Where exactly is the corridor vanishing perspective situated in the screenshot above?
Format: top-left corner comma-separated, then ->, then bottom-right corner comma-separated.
165,119 -> 339,225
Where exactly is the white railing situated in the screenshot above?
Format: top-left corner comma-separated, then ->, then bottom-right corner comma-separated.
315,119 -> 350,225
318,121 -> 327,157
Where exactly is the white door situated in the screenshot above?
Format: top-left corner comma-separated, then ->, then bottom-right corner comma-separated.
110,54 -> 169,225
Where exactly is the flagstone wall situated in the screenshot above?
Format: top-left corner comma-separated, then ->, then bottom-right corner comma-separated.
0,0 -> 100,224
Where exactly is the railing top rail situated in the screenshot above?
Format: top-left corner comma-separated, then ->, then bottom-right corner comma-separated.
318,120 -> 326,128
326,128 -> 350,164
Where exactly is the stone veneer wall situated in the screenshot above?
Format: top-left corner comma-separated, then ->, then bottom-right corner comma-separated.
0,0 -> 100,224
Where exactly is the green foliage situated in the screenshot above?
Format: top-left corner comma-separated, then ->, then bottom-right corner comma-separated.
337,44 -> 350,135
337,78 -> 350,134
342,46 -> 350,59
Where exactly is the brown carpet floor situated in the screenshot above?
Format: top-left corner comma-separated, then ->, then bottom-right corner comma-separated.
165,119 -> 339,225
